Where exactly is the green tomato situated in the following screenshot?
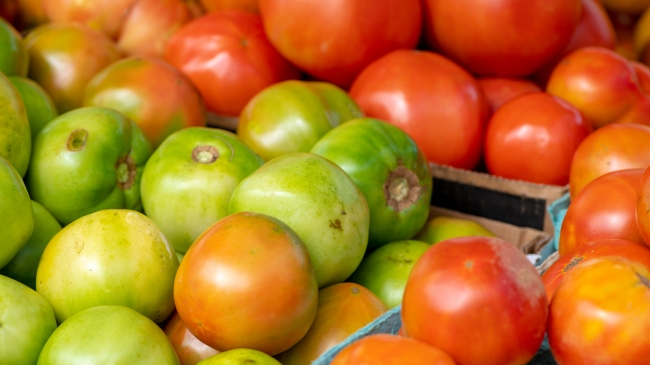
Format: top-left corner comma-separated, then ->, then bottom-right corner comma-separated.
1,200 -> 62,289
0,71 -> 31,177
36,209 -> 179,324
8,75 -> 58,138
198,348 -> 281,365
347,240 -> 431,309
0,275 -> 57,364
311,118 -> 432,249
0,17 -> 28,76
414,216 -> 496,245
141,127 -> 263,253
237,80 -> 363,161
0,156 -> 33,269
27,106 -> 153,225
228,152 -> 369,288
37,305 -> 180,365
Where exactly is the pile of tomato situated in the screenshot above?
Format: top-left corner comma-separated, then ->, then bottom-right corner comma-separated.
4,0 -> 650,364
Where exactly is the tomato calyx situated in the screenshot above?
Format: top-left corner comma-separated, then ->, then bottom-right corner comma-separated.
115,153 -> 136,190
383,166 -> 421,212
192,145 -> 220,164
67,129 -> 88,151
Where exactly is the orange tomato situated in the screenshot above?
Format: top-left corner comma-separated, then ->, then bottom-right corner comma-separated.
163,311 -> 219,365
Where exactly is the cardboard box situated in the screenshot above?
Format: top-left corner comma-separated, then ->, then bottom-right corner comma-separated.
429,162 -> 569,235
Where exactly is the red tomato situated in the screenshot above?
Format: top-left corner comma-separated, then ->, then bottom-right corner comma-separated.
422,0 -> 581,77
633,61 -> 650,94
173,212 -> 318,356
476,77 -> 541,116
259,0 -> 421,88
559,169 -> 645,256
402,236 -> 547,365
330,334 -> 456,365
636,164 -> 650,245
541,239 -> 650,303
349,50 -> 488,170
164,10 -> 300,117
548,257 -> 650,363
200,0 -> 258,13
569,123 -> 650,197
163,311 -> 220,365
484,92 -> 591,185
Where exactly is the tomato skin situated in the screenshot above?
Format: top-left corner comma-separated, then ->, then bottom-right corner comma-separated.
476,77 -> 541,115
200,0 -> 258,13
484,92 -> 591,185
559,169 -> 645,256
330,334 -> 456,365
173,212 -> 318,355
259,0 -> 421,88
402,236 -> 547,365
422,0 -> 581,77
163,311 -> 219,365
349,50 -> 487,170
635,164 -> 650,246
541,239 -> 650,303
548,257 -> 650,364
42,0 -> 135,39
164,11 -> 300,117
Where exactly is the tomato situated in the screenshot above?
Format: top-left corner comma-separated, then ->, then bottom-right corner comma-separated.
422,0 -> 581,77
278,283 -> 389,365
83,55 -> 206,147
569,123 -> 650,197
546,47 -> 645,129
484,92 -> 591,185
8,76 -> 59,139
635,163 -> 650,245
43,0 -> 135,38
548,257 -> 650,364
237,80 -> 363,162
0,157 -> 33,270
541,239 -> 650,302
15,0 -> 48,30
559,169 -> 645,256
163,311 -> 219,365
198,349 -> 280,365
402,236 -> 547,365
349,50 -> 488,170
0,17 -> 28,76
310,118 -> 431,247
259,0 -> 421,88
330,334 -> 456,365
476,77 -> 541,115
200,0 -> 258,13
228,153 -> 370,288
164,11 -> 300,117
24,23 -> 122,113
414,216 -> 496,245
37,305 -> 180,364
174,212 -> 318,355
633,61 -> 650,93
0,70 -> 30,178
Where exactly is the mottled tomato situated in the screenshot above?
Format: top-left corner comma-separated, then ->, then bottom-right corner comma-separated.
163,311 -> 219,365
259,0 -> 421,88
476,77 -> 541,115
402,236 -> 547,365
484,92 -> 591,185
330,334 -> 456,365
548,257 -> 650,364
422,0 -> 581,77
174,212 -> 318,355
541,239 -> 650,302
278,283 -> 388,365
349,50 -> 487,170
569,123 -> 650,197
164,10 -> 300,117
83,55 -> 206,147
559,169 -> 645,256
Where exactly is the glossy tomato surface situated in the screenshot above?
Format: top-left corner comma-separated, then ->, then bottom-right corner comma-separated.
476,77 -> 541,115
422,0 -> 581,77
402,236 -> 547,365
484,92 -> 591,185
559,169 -> 645,256
163,311 -> 219,365
259,0 -> 421,88
636,163 -> 650,246
164,10 -> 300,117
350,49 -> 487,170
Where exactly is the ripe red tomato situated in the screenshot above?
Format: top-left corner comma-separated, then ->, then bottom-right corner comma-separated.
541,239 -> 650,303
568,123 -> 650,198
422,0 -> 581,77
259,0 -> 421,88
548,257 -> 650,364
163,311 -> 219,365
484,92 -> 591,185
349,50 -> 488,170
402,236 -> 547,365
173,212 -> 318,355
164,10 -> 300,117
330,334 -> 456,365
476,77 -> 541,116
559,169 -> 645,256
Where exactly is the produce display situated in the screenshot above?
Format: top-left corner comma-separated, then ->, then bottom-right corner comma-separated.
5,0 -> 650,364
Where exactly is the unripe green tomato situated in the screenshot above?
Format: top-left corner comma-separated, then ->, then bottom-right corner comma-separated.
27,106 -> 153,225
8,75 -> 58,139
414,216 -> 496,245
0,71 -> 31,177
0,156 -> 33,269
0,17 -> 28,76
198,348 -> 281,365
